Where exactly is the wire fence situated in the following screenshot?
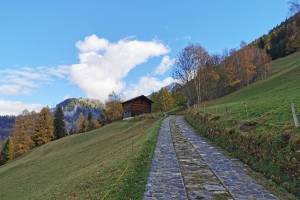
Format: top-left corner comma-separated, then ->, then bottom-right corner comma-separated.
196,99 -> 300,129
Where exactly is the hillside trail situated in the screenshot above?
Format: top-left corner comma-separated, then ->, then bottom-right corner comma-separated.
144,116 -> 279,200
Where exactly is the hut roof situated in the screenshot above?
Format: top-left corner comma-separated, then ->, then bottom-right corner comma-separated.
122,95 -> 153,105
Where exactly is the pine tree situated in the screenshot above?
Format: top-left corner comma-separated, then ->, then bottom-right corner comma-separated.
87,112 -> 94,131
54,107 -> 67,139
32,107 -> 54,146
0,138 -> 13,164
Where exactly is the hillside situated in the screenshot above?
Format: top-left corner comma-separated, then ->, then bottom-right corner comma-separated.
204,51 -> 300,132
0,116 -> 161,200
252,12 -> 300,59
185,51 -> 300,196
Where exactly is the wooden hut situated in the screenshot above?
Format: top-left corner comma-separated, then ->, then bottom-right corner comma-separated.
122,95 -> 153,118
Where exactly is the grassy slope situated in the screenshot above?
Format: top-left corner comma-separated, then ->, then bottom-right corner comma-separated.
0,117 -> 161,200
204,51 -> 300,133
185,52 -> 300,198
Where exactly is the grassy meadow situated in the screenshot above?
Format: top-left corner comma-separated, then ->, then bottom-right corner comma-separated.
202,51 -> 300,133
0,116 -> 161,200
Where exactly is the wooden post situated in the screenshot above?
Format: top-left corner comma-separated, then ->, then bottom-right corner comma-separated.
244,102 -> 249,120
291,101 -> 299,128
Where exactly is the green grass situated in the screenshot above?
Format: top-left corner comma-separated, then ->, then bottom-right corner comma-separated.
185,51 -> 300,198
0,117 -> 161,200
203,51 -> 300,134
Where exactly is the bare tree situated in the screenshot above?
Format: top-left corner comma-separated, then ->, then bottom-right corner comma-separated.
173,44 -> 209,106
289,0 -> 300,15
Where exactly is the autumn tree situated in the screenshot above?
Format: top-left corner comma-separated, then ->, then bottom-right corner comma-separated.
223,44 -> 271,89
171,90 -> 187,108
150,88 -> 175,112
173,42 -> 272,105
200,55 -> 221,100
173,44 -> 210,106
54,107 -> 67,139
159,88 -> 174,111
32,107 -> 54,146
0,138 -> 13,165
76,113 -> 88,133
105,92 -> 123,121
87,112 -> 101,131
10,110 -> 36,158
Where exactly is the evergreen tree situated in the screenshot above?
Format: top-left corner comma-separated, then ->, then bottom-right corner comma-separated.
0,138 -> 13,164
32,107 -> 54,146
88,112 -> 93,122
54,107 -> 67,139
87,112 -> 93,131
87,112 -> 100,131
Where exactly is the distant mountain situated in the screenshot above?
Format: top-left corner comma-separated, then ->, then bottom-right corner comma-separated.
0,98 -> 104,140
55,98 -> 104,133
164,82 -> 181,92
0,116 -> 15,140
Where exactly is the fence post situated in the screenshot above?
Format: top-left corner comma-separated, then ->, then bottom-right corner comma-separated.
244,102 -> 249,120
291,101 -> 299,128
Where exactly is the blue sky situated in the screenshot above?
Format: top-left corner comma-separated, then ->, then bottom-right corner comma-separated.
0,0 -> 290,115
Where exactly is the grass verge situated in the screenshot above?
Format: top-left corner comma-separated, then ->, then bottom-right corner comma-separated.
107,119 -> 162,199
185,115 -> 299,200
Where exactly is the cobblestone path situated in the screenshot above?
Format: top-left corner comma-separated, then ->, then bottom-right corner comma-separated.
170,118 -> 233,200
175,116 -> 279,200
144,116 -> 279,200
144,117 -> 187,200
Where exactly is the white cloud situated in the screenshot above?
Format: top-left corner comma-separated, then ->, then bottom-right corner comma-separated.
0,66 -> 69,96
123,76 -> 174,100
154,56 -> 175,75
0,35 -> 173,108
70,35 -> 169,101
0,99 -> 43,115
76,35 -> 109,52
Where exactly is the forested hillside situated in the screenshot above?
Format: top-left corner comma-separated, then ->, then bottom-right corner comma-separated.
252,12 -> 300,59
55,98 -> 104,132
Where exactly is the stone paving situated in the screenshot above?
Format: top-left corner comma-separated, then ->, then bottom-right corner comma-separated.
170,118 -> 233,200
175,116 -> 279,200
144,117 -> 187,200
144,116 -> 279,200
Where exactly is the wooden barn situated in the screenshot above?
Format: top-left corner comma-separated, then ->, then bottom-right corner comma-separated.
122,95 -> 153,118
